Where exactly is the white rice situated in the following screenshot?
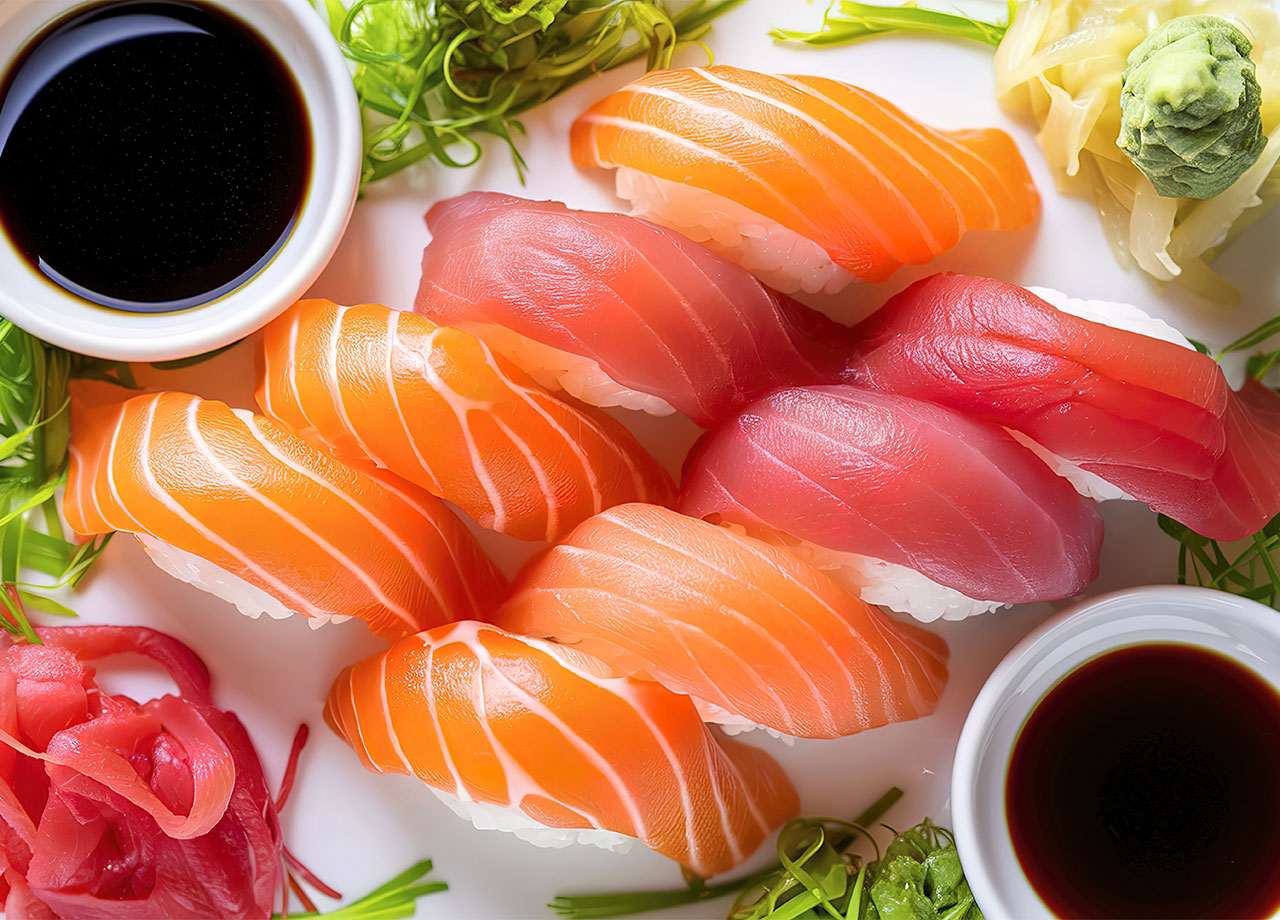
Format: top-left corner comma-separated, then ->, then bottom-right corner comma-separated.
136,535 -> 349,628
1010,286 -> 1198,504
786,538 -> 1009,623
428,787 -> 633,853
1028,286 -> 1194,350
712,521 -> 1003,622
1006,430 -> 1132,502
692,699 -> 797,746
455,320 -> 677,417
614,167 -> 856,296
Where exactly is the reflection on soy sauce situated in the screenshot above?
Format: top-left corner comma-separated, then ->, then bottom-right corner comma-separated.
0,1 -> 311,313
1006,643 -> 1280,919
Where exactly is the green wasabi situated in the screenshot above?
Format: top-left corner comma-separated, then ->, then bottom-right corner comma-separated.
1118,15 -> 1266,199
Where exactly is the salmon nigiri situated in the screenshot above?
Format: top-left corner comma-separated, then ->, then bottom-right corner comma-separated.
415,192 -> 853,426
492,504 -> 949,740
571,66 -> 1039,294
65,390 -> 506,639
257,300 -> 674,543
680,386 -> 1103,622
325,621 -> 798,877
844,273 -> 1280,541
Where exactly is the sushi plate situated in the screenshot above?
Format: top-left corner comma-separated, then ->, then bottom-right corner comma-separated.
72,2 -> 1280,918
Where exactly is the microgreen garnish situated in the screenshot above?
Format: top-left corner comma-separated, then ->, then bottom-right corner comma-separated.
555,787 -> 983,919
726,812 -> 981,920
1215,314 -> 1280,379
324,0 -> 747,185
771,1 -> 1012,49
275,861 -> 447,919
1161,313 -> 1280,608
1160,513 -> 1280,607
0,320 -> 135,638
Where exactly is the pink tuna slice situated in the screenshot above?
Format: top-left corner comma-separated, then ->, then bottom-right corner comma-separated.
844,272 -> 1280,540
414,192 -> 853,427
679,385 -> 1104,605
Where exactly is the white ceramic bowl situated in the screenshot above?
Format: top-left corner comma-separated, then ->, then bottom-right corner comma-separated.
952,586 -> 1280,920
0,0 -> 360,361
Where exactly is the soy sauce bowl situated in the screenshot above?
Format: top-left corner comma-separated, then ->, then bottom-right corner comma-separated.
952,586 -> 1280,920
0,0 -> 360,361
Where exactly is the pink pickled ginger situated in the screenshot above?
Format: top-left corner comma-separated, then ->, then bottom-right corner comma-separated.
0,627 -> 282,919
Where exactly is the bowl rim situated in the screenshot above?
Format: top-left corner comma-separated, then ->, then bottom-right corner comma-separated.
951,585 -> 1280,920
0,0 -> 361,361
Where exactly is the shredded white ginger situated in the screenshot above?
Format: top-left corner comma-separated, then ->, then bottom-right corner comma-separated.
996,0 -> 1280,299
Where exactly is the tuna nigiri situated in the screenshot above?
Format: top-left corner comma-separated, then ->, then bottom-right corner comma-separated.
492,504 -> 949,739
324,621 -> 798,877
65,390 -> 506,640
256,300 -> 674,543
414,192 -> 853,426
844,273 -> 1280,540
570,66 -> 1039,294
679,386 -> 1104,621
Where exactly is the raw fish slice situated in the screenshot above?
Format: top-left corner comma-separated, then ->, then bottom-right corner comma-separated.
1208,380 -> 1280,535
257,300 -> 675,543
844,273 -> 1280,539
64,390 -> 505,640
492,504 -> 949,739
570,66 -> 1038,293
414,192 -> 853,427
679,386 -> 1103,621
324,621 -> 798,877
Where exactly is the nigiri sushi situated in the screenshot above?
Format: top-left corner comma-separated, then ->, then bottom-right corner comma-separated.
570,66 -> 1039,294
844,273 -> 1280,540
679,386 -> 1104,621
414,192 -> 853,426
256,300 -> 674,543
492,504 -> 949,739
65,390 -> 506,639
324,621 -> 798,877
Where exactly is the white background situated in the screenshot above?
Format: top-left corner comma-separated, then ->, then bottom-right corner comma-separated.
66,1 -> 1280,918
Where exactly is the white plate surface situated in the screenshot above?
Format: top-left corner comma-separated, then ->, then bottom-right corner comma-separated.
57,2 -> 1280,918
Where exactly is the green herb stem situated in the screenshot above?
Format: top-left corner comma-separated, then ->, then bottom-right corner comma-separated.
1161,512 -> 1280,606
550,872 -> 776,920
275,860 -> 446,920
1213,314 -> 1280,381
771,1 -> 1011,49
550,787 -> 904,919
1219,315 -> 1280,356
837,785 -> 904,849
0,319 -> 138,636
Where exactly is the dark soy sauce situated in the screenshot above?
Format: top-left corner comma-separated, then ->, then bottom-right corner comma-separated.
0,1 -> 310,312
1006,643 -> 1280,919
